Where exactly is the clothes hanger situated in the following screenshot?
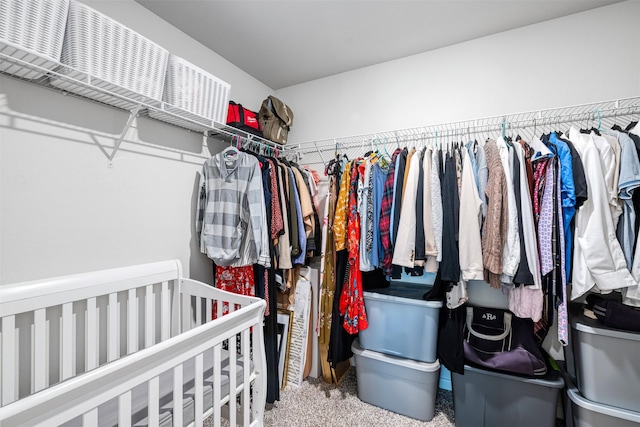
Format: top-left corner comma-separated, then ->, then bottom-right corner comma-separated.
382,137 -> 392,160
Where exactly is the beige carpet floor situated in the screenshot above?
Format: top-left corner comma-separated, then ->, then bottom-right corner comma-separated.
205,367 -> 454,427
262,368 -> 455,427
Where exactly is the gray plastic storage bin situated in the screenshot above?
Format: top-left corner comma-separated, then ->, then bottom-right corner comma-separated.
352,339 -> 440,421
571,312 -> 640,412
563,372 -> 640,427
452,365 -> 564,427
567,386 -> 640,427
466,280 -> 510,309
360,283 -> 442,363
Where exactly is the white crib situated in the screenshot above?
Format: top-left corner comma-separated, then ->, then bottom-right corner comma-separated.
0,260 -> 266,426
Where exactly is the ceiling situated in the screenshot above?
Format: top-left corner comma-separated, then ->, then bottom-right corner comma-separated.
137,0 -> 620,90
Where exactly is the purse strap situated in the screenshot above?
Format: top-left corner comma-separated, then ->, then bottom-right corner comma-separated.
465,307 -> 512,341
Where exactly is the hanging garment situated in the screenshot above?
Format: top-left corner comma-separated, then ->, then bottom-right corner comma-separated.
213,265 -> 255,317
359,160 -> 374,272
514,142 -> 542,290
554,157 -> 569,346
422,147 -> 439,272
319,172 -> 337,352
440,150 -> 461,283
431,147 -> 443,268
371,161 -> 387,268
547,133 -> 577,283
568,127 -> 636,301
197,148 -> 270,267
391,149 -> 408,245
339,162 -> 368,333
474,142 -> 489,221
292,166 -> 315,253
286,167 -> 303,261
267,160 -> 284,243
604,129 -> 640,269
276,163 -> 293,270
333,161 -> 352,252
459,146 -> 484,281
511,143 -> 534,286
393,150 -> 421,268
413,149 -> 426,269
379,149 -> 402,276
328,249 -> 355,368
497,138 -> 520,286
482,139 -> 508,288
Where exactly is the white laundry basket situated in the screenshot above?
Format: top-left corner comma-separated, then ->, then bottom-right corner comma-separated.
149,54 -> 231,131
50,0 -> 168,110
0,0 -> 69,79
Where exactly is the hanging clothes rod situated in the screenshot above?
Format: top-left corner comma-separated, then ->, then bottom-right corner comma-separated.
208,124 -> 292,157
297,96 -> 640,166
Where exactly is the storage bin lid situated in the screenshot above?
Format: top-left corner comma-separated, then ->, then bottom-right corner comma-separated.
462,364 -> 565,388
570,312 -> 640,342
364,282 -> 443,309
352,339 -> 440,372
567,387 -> 640,423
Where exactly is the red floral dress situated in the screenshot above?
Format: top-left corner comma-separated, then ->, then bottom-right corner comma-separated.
339,161 -> 368,333
213,265 -> 255,318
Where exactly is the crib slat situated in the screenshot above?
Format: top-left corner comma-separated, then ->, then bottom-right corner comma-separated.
83,408 -> 98,425
206,298 -> 212,322
181,293 -> 190,333
242,329 -> 250,425
86,297 -> 98,371
195,353 -> 204,426
33,308 -> 46,392
145,284 -> 154,348
229,334 -> 237,427
195,296 -> 202,326
161,281 -> 170,341
213,344 -> 222,427
119,390 -> 132,427
173,364 -> 183,427
127,288 -> 138,354
108,293 -> 118,362
61,302 -> 73,380
148,376 -> 159,426
217,297 -> 223,320
1,315 -> 16,405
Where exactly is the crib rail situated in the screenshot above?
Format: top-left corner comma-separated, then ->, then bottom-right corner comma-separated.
0,296 -> 267,426
0,260 -> 182,406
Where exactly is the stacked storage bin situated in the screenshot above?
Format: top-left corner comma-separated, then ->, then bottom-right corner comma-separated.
50,0 -> 169,111
0,0 -> 70,79
149,54 -> 231,132
451,283 -> 565,427
351,282 -> 442,422
564,310 -> 640,427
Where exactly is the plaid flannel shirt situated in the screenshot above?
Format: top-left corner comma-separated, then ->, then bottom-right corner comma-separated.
379,149 -> 402,276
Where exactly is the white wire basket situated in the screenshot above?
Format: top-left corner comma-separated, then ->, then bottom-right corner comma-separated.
50,0 -> 168,110
149,54 -> 231,131
0,0 -> 69,79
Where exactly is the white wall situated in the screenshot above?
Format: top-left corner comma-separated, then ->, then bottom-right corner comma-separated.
277,1 -> 640,146
274,0 -> 640,361
0,0 -> 273,284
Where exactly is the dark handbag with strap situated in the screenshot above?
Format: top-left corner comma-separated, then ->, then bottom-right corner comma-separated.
463,306 -> 547,377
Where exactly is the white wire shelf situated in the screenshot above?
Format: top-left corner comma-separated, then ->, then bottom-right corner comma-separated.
0,48 -> 292,159
298,96 -> 640,168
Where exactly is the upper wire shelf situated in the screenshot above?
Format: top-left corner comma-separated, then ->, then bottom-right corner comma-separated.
0,49 -> 293,159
